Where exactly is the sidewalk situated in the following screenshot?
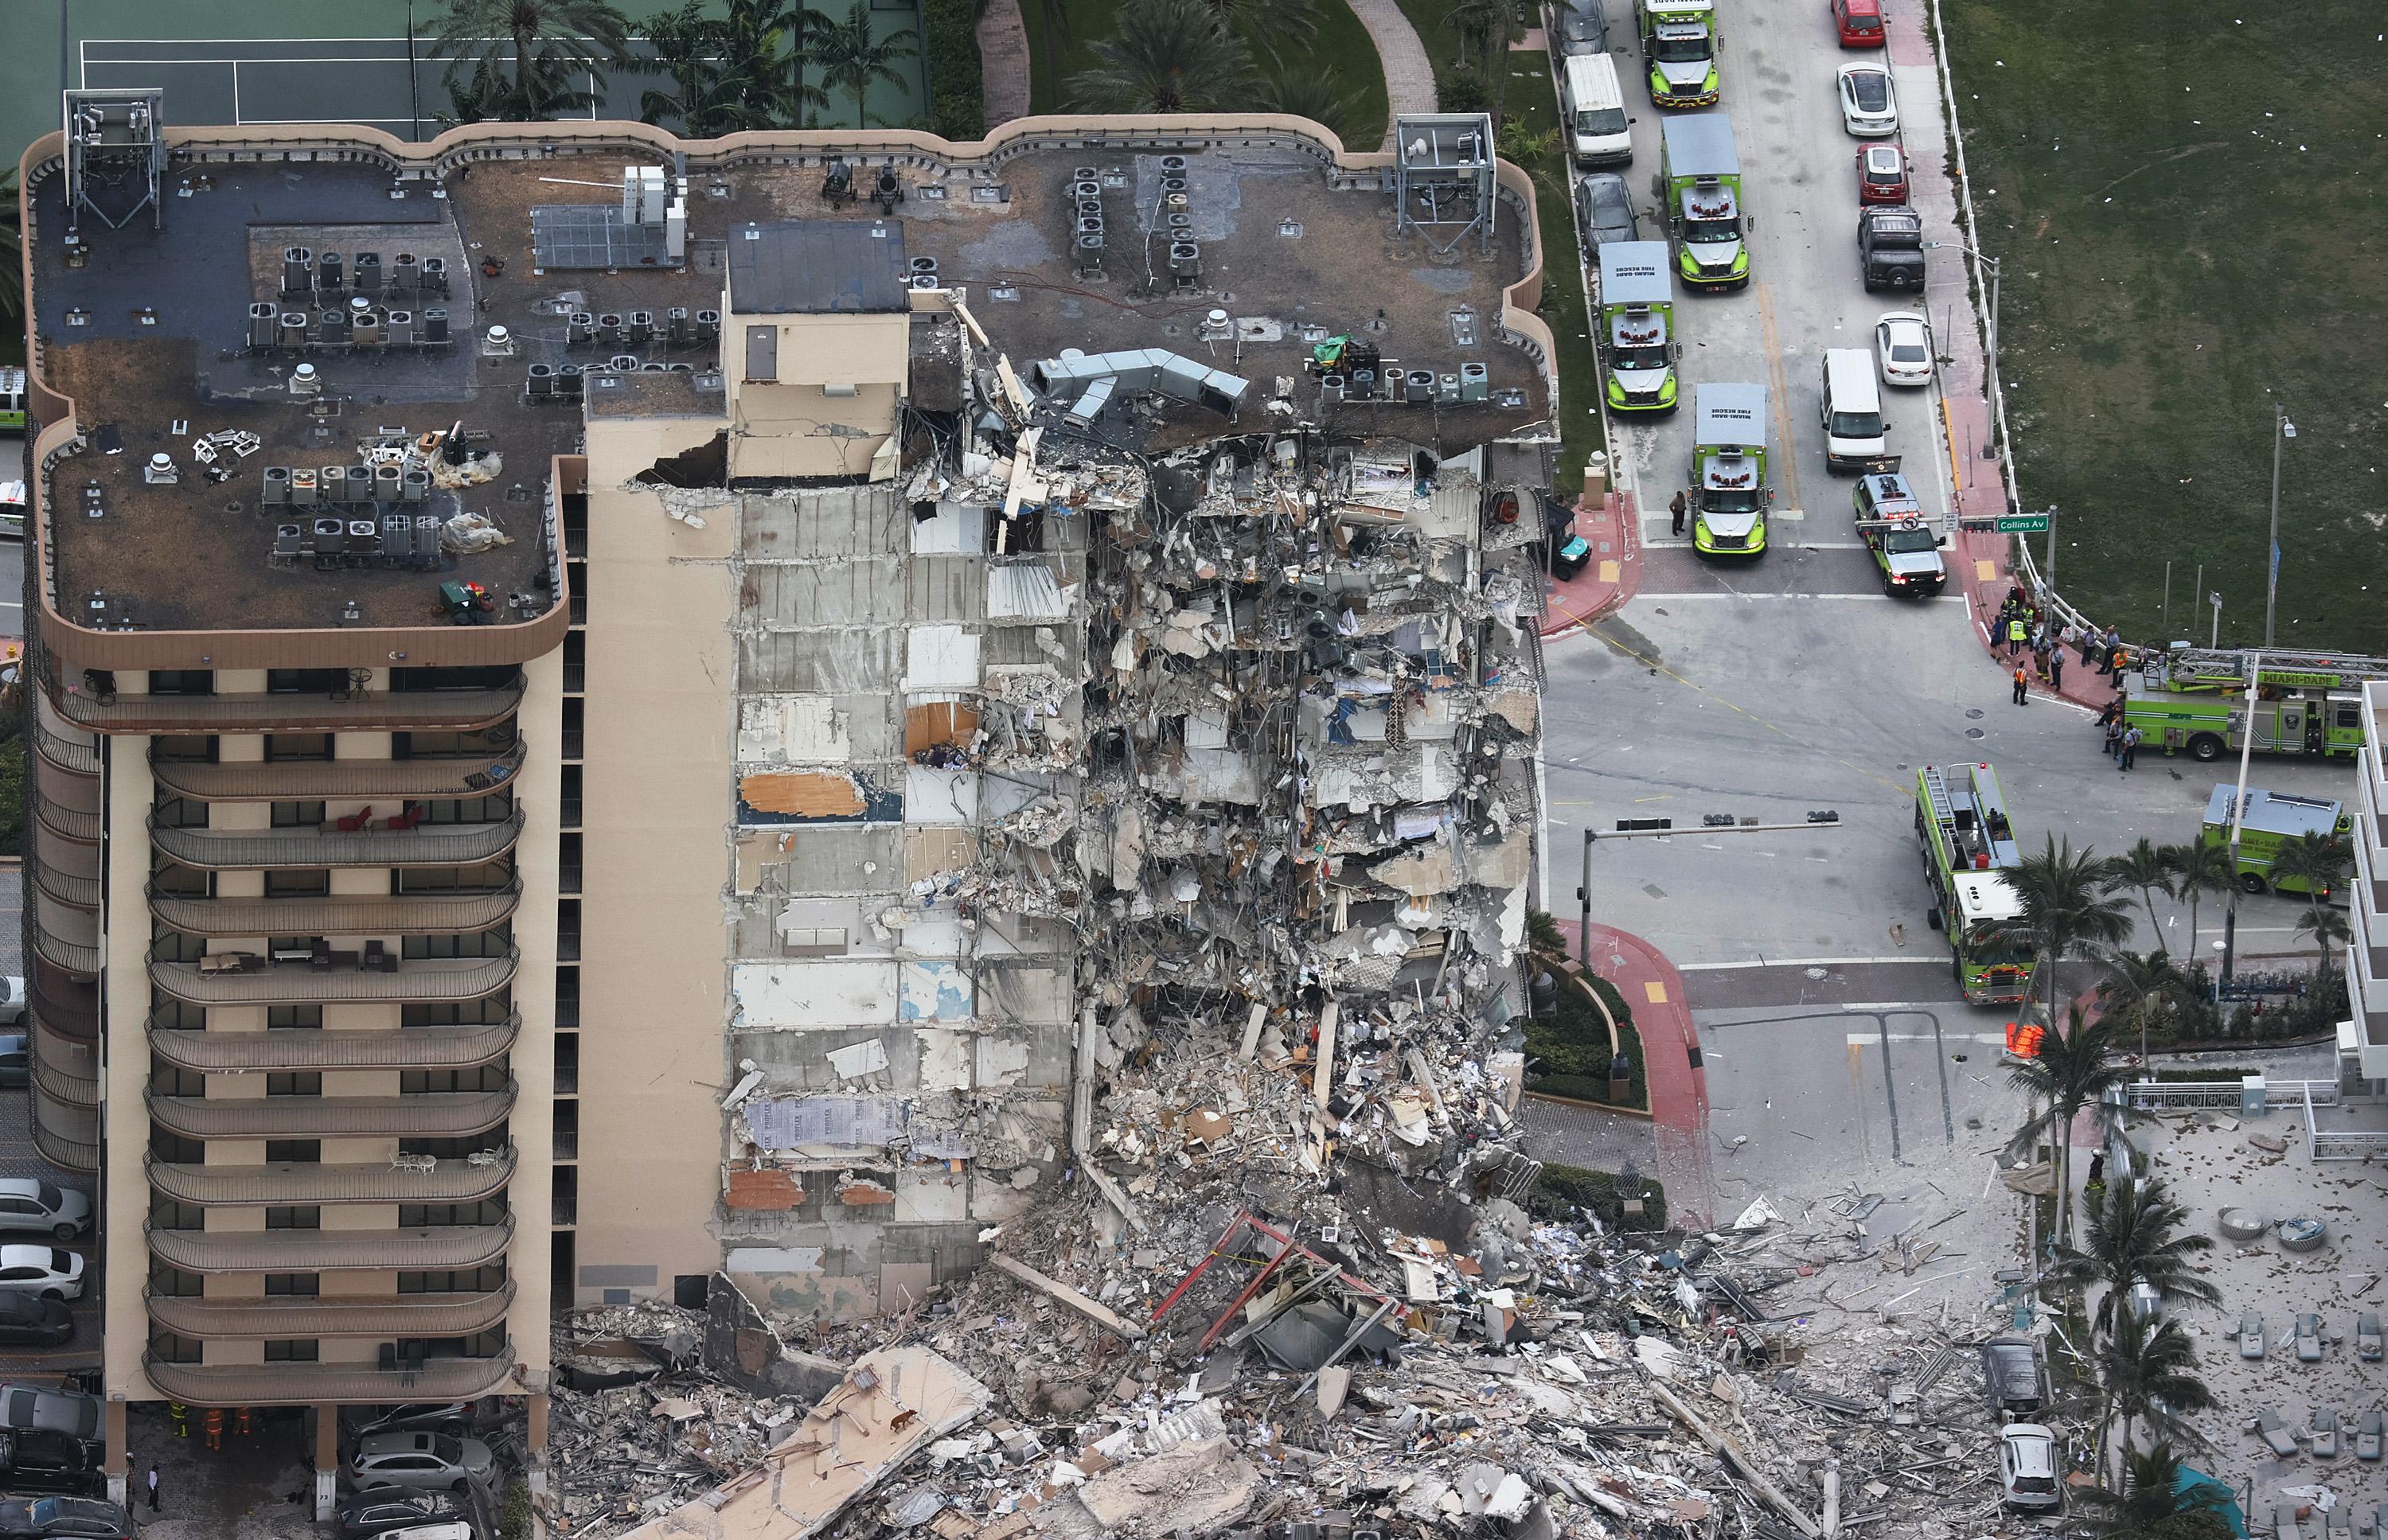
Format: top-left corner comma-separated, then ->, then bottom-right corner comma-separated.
1540,489 -> 1638,637
1551,918 -> 1715,1225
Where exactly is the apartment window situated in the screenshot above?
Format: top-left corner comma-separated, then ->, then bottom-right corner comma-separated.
150,864 -> 211,899
554,1033 -> 578,1094
399,859 -> 514,894
400,1200 -> 505,1228
420,793 -> 513,825
395,724 -> 518,758
556,899 -> 581,961
552,1164 -> 577,1226
404,928 -> 512,961
265,1207 -> 321,1230
561,696 -> 583,761
559,832 -> 581,894
149,1129 -> 205,1164
146,671 -> 214,696
148,1331 -> 204,1364
147,1198 -> 203,1232
401,1265 -> 505,1295
267,1005 -> 324,1031
270,801 -> 328,828
401,1132 -> 508,1160
150,933 -> 207,965
264,1140 -> 322,1164
553,1101 -> 579,1160
554,968 -> 579,1030
147,1262 -> 203,1298
568,559 -> 588,626
403,1066 -> 509,1096
404,1000 -> 512,1027
264,1339 -> 320,1363
267,669 -> 347,695
149,1063 -> 205,1097
152,795 -> 209,829
560,764 -> 583,828
151,735 -> 216,763
265,869 -> 332,897
267,1072 -> 323,1097
391,666 -> 518,692
263,1273 -> 321,1296
562,631 -> 586,693
265,733 -> 334,762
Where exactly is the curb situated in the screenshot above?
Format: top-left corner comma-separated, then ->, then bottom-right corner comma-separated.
1523,1090 -> 1654,1121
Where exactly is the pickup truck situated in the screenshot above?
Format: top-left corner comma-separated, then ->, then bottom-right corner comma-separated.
1857,205 -> 1925,293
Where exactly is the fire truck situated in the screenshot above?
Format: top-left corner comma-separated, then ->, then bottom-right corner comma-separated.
2122,645 -> 2386,762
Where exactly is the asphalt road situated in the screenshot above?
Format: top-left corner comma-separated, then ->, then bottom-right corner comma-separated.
0,869 -> 102,1374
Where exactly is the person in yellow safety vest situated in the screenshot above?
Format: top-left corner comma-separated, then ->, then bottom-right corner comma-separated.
167,1402 -> 189,1438
2005,615 -> 2027,659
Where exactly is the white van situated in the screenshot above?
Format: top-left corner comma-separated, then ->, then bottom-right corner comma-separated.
1563,55 -> 1633,167
1820,348 -> 1887,472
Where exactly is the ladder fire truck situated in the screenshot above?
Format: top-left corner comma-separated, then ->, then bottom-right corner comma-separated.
1915,762 -> 2035,1005
2124,644 -> 2388,762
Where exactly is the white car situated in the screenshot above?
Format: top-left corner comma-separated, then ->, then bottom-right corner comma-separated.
347,1431 -> 494,1494
1874,311 -> 1933,387
0,977 -> 22,1026
1997,1423 -> 2062,1511
1837,63 -> 1899,137
0,1248 -> 83,1303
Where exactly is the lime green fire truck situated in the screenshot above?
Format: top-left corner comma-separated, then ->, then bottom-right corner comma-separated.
2200,786 -> 2352,895
2122,645 -> 2384,762
1915,762 -> 2035,1004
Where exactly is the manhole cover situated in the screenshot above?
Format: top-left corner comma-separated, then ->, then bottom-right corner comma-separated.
1805,967 -> 1828,981
1965,727 -> 1986,739
1965,708 -> 1985,719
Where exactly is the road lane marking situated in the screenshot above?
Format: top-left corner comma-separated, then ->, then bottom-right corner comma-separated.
1680,956 -> 1948,969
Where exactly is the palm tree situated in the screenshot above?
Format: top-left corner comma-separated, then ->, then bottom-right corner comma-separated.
1998,835 -> 2136,1026
640,0 -> 821,134
2105,837 -> 2175,945
2078,1443 -> 2232,1538
808,0 -> 919,127
1195,0 -> 1321,62
2048,1175 -> 2221,1335
2161,840 -> 2234,971
432,0 -> 634,121
2005,1008 -> 2130,1246
2296,905 -> 2352,991
2097,948 -> 2189,1067
1068,0 -> 1257,113
2274,828 -> 2352,901
1253,68 -> 1368,145
2095,1311 -> 2217,1477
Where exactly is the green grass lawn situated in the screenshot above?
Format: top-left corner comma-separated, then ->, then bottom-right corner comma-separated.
1502,60 -> 1608,481
1019,0 -> 1389,150
1941,0 -> 2388,651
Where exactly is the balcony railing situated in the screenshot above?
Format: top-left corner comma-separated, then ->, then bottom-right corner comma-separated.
151,743 -> 527,802
147,884 -> 525,938
146,1145 -> 517,1207
27,968 -> 100,1042
150,813 -> 526,870
53,677 -> 525,735
32,797 -> 101,846
29,719 -> 101,777
143,1348 -> 517,1408
31,901 -> 100,977
148,949 -> 518,1007
30,1095 -> 99,1172
149,1015 -> 519,1074
145,1082 -> 517,1141
146,1217 -> 517,1273
29,1021 -> 97,1110
147,1284 -> 516,1340
29,858 -> 101,911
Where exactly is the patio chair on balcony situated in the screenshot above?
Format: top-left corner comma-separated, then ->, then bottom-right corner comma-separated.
333,806 -> 376,833
383,803 -> 426,832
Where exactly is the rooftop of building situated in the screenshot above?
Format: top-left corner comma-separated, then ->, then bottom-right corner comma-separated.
22,123 -> 1549,637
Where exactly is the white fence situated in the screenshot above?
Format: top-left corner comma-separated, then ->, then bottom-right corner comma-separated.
2304,1080 -> 2388,1162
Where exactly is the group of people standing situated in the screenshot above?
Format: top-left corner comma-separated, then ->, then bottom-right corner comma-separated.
1996,588 -> 2143,769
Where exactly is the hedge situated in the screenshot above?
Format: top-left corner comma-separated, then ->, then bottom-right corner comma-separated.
1524,965 -> 1647,1112
1527,1164 -> 1668,1231
923,0 -> 987,141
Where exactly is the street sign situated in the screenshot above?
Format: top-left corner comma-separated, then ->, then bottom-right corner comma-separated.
1996,513 -> 2050,533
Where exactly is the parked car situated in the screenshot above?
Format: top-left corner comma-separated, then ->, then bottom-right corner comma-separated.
1575,173 -> 1640,251
346,1431 -> 494,1494
1980,1335 -> 2046,1417
0,1251 -> 82,1304
0,1496 -> 131,1539
1551,0 -> 1608,56
0,1385 -> 100,1441
1830,0 -> 1885,46
336,1490 -> 472,1540
0,979 -> 23,1027
1997,1424 -> 2062,1511
0,1037 -> 26,1090
1874,312 -> 1933,387
0,1429 -> 106,1498
352,1403 -> 482,1441
1836,63 -> 1898,137
1856,142 -> 1907,205
0,1296 -> 73,1351
0,1185 -> 92,1243
378,1526 -> 473,1540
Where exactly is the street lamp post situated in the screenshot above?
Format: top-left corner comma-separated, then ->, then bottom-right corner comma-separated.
1927,241 -> 2003,462
2265,404 -> 2296,646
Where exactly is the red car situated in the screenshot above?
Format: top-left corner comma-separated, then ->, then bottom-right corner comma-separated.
1832,0 -> 1886,47
1857,143 -> 1908,204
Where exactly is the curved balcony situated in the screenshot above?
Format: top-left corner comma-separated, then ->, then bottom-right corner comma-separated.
32,797 -> 101,847
28,966 -> 100,1042
151,743 -> 526,802
29,858 -> 101,912
150,813 -> 525,871
144,1348 -> 517,1408
147,884 -> 522,939
29,1020 -> 97,1111
31,898 -> 100,977
53,677 -> 525,735
146,1284 -> 517,1341
146,1082 -> 517,1142
30,1094 -> 99,1173
29,717 -> 101,777
147,1218 -> 517,1273
149,950 -> 517,1008
146,1146 -> 517,1207
149,1016 -> 519,1074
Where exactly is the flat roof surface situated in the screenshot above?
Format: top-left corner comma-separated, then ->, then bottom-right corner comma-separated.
728,220 -> 910,315
26,137 -> 1545,634
2202,785 -> 2343,837
1661,113 -> 1738,171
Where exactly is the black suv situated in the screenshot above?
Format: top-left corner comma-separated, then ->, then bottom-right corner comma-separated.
0,1430 -> 103,1499
1857,206 -> 1925,292
335,1489 -> 471,1539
